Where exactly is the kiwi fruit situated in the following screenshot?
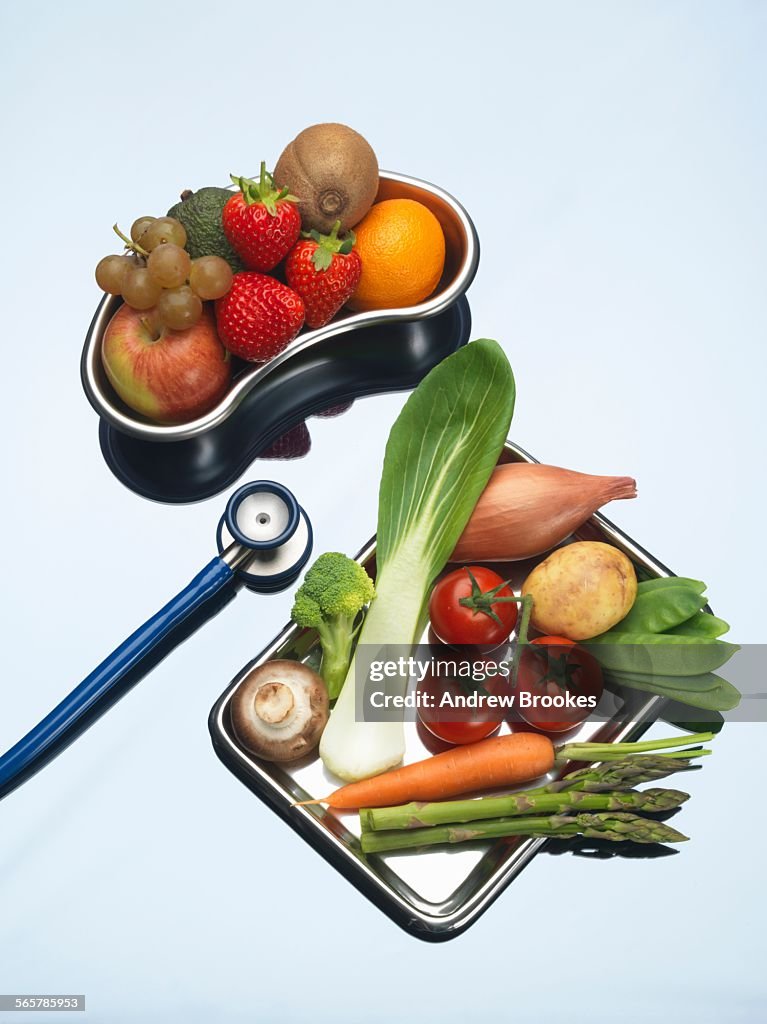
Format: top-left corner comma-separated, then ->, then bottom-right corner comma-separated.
274,123 -> 379,234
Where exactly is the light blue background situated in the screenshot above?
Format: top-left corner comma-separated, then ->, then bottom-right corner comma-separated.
1,1 -> 765,1021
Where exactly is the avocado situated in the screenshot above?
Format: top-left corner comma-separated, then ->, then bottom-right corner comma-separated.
167,187 -> 244,272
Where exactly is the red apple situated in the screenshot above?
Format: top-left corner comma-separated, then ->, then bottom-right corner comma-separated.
101,304 -> 231,424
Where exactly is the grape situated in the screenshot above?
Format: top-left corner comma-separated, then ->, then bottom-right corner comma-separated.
122,267 -> 163,310
157,285 -> 202,330
95,254 -> 133,294
147,243 -> 191,288
141,217 -> 187,251
189,255 -> 233,300
131,216 -> 156,245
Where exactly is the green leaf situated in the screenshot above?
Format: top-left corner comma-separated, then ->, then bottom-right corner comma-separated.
377,338 -> 515,583
311,245 -> 333,271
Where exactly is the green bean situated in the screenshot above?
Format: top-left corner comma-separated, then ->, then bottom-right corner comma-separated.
613,587 -> 707,634
637,577 -> 706,595
666,612 -> 730,639
586,632 -> 739,676
606,670 -> 741,712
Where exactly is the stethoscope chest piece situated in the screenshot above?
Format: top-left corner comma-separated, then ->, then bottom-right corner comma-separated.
217,481 -> 313,593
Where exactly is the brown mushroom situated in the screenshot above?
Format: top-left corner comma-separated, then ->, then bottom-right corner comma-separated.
230,660 -> 329,763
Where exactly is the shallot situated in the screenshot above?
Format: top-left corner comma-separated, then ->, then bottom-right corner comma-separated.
452,463 -> 637,562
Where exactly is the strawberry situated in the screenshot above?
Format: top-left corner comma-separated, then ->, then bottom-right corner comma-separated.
222,163 -> 301,272
284,221 -> 362,329
215,272 -> 305,362
260,421 -> 311,460
315,400 -> 354,418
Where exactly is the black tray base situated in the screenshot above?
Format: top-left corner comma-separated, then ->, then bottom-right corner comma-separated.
99,295 -> 472,504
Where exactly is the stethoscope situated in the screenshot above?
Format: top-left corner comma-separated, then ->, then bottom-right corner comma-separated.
0,480 -> 312,801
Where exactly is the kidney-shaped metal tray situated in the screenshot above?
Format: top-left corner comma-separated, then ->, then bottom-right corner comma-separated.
95,295 -> 473,505
81,170 -> 479,443
209,441 -> 676,941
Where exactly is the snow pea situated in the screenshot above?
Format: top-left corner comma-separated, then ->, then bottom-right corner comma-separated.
608,668 -> 722,691
637,577 -> 706,595
667,612 -> 730,639
606,670 -> 741,712
586,632 -> 739,676
663,706 -> 725,735
613,586 -> 707,634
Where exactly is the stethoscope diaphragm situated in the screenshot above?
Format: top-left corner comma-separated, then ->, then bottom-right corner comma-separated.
216,507 -> 312,593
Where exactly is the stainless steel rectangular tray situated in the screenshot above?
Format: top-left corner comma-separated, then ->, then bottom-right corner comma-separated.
209,440 -> 673,941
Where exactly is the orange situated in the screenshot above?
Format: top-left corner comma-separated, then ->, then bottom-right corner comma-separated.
347,198 -> 446,311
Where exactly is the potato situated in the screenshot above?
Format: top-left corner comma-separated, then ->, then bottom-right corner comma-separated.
522,541 -> 637,641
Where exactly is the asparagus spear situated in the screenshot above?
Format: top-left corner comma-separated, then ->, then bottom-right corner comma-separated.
556,731 -> 714,762
361,812 -> 689,854
534,752 -> 706,794
360,753 -> 704,832
361,787 -> 688,832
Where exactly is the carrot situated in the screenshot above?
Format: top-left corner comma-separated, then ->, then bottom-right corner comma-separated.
305,732 -> 556,810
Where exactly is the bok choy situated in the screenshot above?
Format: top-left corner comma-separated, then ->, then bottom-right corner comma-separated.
319,339 -> 516,781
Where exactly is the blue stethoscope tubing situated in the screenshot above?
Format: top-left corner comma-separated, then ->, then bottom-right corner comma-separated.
0,481 -> 310,802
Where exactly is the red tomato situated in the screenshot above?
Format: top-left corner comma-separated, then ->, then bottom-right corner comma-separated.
516,636 -> 603,733
421,713 -> 500,746
429,566 -> 519,648
417,659 -> 510,745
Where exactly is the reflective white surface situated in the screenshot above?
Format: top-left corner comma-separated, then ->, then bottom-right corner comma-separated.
1,2 -> 765,1022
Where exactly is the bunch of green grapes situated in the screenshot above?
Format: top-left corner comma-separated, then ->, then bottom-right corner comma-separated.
95,216 -> 233,330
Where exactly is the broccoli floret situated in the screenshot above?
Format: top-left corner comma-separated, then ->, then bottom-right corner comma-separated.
291,552 -> 376,700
